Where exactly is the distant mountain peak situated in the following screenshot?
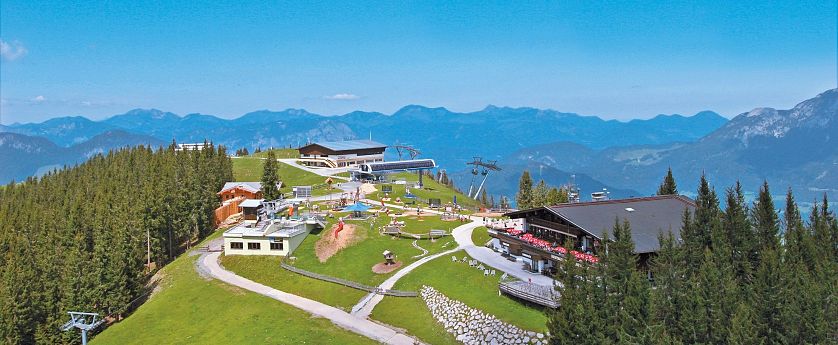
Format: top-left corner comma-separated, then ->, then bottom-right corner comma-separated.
745,107 -> 777,118
123,108 -> 179,119
392,104 -> 451,119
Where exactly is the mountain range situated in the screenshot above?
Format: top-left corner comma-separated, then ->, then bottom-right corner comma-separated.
0,130 -> 165,182
0,104 -> 727,187
3,89 -> 834,204
502,89 -> 838,203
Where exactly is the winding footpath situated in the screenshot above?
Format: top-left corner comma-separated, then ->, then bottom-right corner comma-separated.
351,220 -> 483,318
410,238 -> 429,258
196,247 -> 421,345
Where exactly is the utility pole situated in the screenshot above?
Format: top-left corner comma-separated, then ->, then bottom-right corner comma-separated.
146,228 -> 151,267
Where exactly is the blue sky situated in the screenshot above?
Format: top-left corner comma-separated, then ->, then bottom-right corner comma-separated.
1,1 -> 835,124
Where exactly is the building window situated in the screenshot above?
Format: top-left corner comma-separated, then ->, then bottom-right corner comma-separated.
270,242 -> 283,250
247,242 -> 261,250
230,242 -> 243,249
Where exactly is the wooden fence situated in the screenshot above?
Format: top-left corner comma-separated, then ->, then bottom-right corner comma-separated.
280,262 -> 417,297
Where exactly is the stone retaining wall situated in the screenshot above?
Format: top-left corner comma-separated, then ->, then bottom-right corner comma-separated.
420,285 -> 546,345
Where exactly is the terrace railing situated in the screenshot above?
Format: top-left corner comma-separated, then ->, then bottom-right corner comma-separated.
499,280 -> 560,308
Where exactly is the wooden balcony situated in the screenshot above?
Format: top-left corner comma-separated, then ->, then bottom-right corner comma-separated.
527,217 -> 579,236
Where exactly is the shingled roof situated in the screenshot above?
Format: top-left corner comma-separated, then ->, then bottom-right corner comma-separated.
549,195 -> 695,254
218,182 -> 262,194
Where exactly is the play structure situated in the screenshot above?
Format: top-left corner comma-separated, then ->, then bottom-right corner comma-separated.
382,250 -> 396,265
342,202 -> 372,219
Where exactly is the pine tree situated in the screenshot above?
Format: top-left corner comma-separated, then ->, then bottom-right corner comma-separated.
516,170 -> 534,209
547,247 -> 583,344
499,196 -> 510,210
728,302 -> 760,345
657,167 -> 678,195
546,187 -> 569,205
693,174 -> 720,250
752,181 -> 780,256
752,249 -> 784,344
603,219 -> 650,343
260,150 -> 281,200
722,181 -> 753,284
480,189 -> 488,207
533,180 -> 549,207
649,231 -> 685,340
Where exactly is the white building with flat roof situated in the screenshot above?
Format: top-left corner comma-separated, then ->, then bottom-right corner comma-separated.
223,216 -> 325,256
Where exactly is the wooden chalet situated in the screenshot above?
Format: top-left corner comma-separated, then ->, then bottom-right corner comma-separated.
217,182 -> 263,201
494,195 -> 695,274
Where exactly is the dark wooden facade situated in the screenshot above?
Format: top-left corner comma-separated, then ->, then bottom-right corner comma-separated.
298,144 -> 385,157
241,204 -> 262,221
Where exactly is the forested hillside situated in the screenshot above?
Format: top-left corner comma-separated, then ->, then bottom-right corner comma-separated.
550,176 -> 838,344
0,144 -> 232,344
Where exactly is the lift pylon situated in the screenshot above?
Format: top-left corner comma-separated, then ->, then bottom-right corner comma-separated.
465,157 -> 501,199
61,311 -> 104,345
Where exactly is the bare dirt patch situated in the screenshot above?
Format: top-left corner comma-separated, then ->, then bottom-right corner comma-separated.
315,224 -> 366,262
372,261 -> 403,274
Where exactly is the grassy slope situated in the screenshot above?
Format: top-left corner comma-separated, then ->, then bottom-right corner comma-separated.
92,232 -> 375,345
232,157 -> 333,196
371,250 -> 548,344
290,213 -> 459,286
220,255 -> 366,311
471,226 -> 491,246
251,148 -> 300,159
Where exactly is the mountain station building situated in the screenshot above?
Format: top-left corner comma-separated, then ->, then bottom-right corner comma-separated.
297,139 -> 386,168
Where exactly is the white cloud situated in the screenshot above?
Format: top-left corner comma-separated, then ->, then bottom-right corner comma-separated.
324,93 -> 360,100
0,39 -> 28,61
31,95 -> 46,103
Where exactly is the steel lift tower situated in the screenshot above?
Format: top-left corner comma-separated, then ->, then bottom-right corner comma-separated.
465,157 -> 501,199
391,144 -> 427,186
391,144 -> 421,160
61,311 -> 104,345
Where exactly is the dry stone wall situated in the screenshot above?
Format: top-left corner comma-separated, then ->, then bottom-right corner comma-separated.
420,285 -> 546,345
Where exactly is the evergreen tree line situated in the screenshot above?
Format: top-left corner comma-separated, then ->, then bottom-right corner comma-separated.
0,144 -> 232,344
516,170 -> 570,209
549,174 -> 837,344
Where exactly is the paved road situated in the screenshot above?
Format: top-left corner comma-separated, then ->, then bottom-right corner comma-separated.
451,222 -> 555,287
197,249 -> 422,345
277,158 -> 351,180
